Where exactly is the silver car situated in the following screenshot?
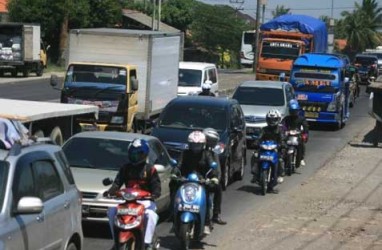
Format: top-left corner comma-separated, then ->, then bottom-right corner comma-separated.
232,80 -> 296,149
62,131 -> 175,222
0,142 -> 83,250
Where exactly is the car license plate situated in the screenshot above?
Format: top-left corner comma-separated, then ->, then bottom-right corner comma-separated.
304,112 -> 319,118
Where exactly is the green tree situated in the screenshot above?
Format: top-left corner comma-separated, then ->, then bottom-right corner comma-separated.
7,0 -> 122,64
161,0 -> 196,32
340,0 -> 382,56
190,4 -> 250,68
271,5 -> 291,18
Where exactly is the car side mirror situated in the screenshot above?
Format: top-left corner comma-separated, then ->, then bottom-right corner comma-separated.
154,164 -> 166,173
131,77 -> 138,91
50,75 -> 61,90
15,197 -> 43,214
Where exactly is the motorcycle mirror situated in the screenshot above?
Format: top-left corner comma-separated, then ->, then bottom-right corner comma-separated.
170,158 -> 178,167
210,161 -> 218,170
102,178 -> 113,186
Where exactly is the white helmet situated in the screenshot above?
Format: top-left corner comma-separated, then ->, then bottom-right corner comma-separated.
201,81 -> 212,90
266,109 -> 281,127
203,127 -> 220,148
187,130 -> 206,153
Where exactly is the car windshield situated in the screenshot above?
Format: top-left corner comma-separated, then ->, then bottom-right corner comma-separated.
178,69 -> 202,87
233,86 -> 285,106
0,161 -> 9,211
65,64 -> 128,85
159,104 -> 227,131
63,138 -> 131,170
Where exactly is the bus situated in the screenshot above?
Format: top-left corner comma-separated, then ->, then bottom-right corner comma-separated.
240,30 -> 256,67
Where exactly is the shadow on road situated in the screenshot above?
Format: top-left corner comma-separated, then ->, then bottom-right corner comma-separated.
237,185 -> 263,195
82,221 -> 112,239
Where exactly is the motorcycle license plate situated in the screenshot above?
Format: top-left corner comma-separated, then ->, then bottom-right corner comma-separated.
259,155 -> 274,161
178,204 -> 200,212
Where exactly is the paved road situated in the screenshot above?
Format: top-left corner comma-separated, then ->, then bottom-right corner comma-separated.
0,71 -> 372,249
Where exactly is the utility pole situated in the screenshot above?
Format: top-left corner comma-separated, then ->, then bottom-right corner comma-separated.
252,0 -> 261,74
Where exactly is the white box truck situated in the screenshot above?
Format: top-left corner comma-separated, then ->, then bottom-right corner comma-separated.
0,23 -> 48,77
51,28 -> 182,133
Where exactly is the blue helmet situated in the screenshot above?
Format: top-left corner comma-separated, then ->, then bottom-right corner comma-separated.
289,99 -> 300,116
128,138 -> 149,165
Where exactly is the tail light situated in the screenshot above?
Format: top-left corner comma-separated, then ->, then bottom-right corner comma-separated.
372,64 -> 377,68
302,133 -> 308,143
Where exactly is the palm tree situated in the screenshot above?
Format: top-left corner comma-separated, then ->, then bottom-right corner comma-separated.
340,0 -> 382,55
271,5 -> 291,18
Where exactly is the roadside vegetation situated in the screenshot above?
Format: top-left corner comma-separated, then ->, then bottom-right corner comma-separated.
5,0 -> 382,68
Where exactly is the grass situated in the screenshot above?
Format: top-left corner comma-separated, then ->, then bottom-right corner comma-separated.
45,63 -> 66,73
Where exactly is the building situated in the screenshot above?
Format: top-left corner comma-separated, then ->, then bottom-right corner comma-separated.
0,0 -> 8,22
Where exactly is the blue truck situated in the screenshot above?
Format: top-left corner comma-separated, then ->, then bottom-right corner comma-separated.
290,53 -> 351,129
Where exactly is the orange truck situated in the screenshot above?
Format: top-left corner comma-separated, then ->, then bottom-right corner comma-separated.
256,14 -> 327,81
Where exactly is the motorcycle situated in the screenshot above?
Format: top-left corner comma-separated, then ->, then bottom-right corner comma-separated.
172,162 -> 217,250
256,140 -> 280,196
285,129 -> 302,176
103,178 -> 160,250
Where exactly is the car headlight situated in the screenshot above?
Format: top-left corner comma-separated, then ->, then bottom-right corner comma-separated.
182,184 -> 198,202
110,116 -> 124,124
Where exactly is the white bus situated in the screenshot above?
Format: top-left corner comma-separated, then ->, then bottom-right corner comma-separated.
240,30 -> 256,67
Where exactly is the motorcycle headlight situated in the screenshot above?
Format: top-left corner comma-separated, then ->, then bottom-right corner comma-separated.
182,184 -> 198,202
110,116 -> 124,124
213,142 -> 225,154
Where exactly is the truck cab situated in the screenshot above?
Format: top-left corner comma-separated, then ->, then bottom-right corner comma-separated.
54,62 -> 138,132
290,53 -> 350,129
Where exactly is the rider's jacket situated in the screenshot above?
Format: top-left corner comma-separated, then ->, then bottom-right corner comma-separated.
283,115 -> 309,132
177,149 -> 219,179
258,125 -> 285,146
107,162 -> 161,199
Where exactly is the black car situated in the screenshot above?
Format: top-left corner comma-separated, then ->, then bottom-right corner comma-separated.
354,54 -> 379,85
151,96 -> 246,190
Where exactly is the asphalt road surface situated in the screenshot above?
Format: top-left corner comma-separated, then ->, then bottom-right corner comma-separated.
0,71 -> 372,249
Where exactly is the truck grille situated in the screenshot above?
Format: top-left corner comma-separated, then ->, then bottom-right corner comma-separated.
299,101 -> 328,112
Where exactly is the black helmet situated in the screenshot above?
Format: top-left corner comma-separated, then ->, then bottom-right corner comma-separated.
203,127 -> 220,148
266,109 -> 281,127
128,138 -> 149,165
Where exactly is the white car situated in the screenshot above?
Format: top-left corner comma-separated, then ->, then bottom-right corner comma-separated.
232,80 -> 296,149
62,131 -> 176,222
177,61 -> 219,96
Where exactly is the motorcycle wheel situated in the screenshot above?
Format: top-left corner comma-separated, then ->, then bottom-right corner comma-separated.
286,153 -> 293,176
118,232 -> 139,250
260,169 -> 269,196
179,222 -> 192,250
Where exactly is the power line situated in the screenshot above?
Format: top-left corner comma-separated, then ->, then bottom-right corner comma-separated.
243,6 -> 355,11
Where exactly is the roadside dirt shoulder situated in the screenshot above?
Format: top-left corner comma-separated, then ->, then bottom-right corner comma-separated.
215,118 -> 382,250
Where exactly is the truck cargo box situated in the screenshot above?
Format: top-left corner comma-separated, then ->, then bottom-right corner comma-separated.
66,28 -> 181,120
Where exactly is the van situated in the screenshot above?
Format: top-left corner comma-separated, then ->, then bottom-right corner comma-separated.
177,61 -> 219,96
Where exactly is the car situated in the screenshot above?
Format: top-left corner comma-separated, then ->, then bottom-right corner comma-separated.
151,96 -> 246,190
177,61 -> 219,96
232,80 -> 295,149
62,131 -> 176,222
0,137 -> 83,249
354,54 -> 379,85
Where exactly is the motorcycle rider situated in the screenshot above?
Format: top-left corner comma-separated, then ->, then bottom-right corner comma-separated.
171,130 -> 226,235
282,99 -> 309,167
251,109 -> 286,193
199,81 -> 216,96
104,138 -> 161,250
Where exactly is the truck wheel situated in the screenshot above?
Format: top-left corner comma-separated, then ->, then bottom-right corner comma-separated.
23,68 -> 29,77
36,62 -> 43,76
50,127 -> 63,145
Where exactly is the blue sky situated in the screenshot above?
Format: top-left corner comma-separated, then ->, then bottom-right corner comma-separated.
200,0 -> 365,22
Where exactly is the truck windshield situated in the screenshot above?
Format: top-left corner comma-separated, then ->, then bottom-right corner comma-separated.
178,69 -> 202,87
261,41 -> 300,60
232,87 -> 285,106
65,65 -> 127,85
293,71 -> 337,93
0,161 -> 9,211
159,104 -> 227,131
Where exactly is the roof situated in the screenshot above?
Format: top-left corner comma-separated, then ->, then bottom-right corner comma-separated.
0,98 -> 98,122
179,61 -> 216,70
122,9 -> 179,33
293,53 -> 346,68
167,96 -> 236,108
0,0 -> 8,13
68,131 -> 157,142
238,80 -> 286,89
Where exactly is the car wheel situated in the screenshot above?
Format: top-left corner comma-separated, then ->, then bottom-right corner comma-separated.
66,242 -> 77,250
234,154 -> 245,181
221,158 -> 230,191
